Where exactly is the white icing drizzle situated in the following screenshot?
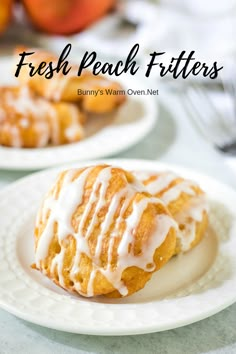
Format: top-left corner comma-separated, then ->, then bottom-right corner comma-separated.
64,105 -> 84,142
19,118 -> 29,128
133,171 -> 152,181
139,172 -> 177,195
5,86 -> 42,118
44,66 -> 78,101
135,170 -> 209,252
10,125 -> 22,148
134,171 -> 195,204
50,248 -> 66,286
37,168 -> 92,263
161,180 -> 195,204
0,107 -> 5,121
0,87 -> 84,147
34,120 -> 50,148
48,106 -> 60,145
0,87 -> 51,148
35,166 -> 177,297
101,213 -> 175,296
175,196 -> 208,251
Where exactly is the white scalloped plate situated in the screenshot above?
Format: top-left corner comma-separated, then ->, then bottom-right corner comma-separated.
0,159 -> 236,335
0,57 -> 157,170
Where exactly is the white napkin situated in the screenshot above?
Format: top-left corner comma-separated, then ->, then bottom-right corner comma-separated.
71,0 -> 236,64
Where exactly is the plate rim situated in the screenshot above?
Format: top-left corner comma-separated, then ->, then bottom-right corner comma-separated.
0,158 -> 236,335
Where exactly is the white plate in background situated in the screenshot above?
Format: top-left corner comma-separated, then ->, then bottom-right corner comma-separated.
0,159 -> 235,335
0,57 -> 157,170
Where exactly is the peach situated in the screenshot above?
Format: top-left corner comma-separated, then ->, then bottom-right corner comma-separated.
22,0 -> 115,35
0,0 -> 13,35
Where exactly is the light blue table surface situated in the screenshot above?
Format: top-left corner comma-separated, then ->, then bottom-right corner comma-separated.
0,90 -> 235,354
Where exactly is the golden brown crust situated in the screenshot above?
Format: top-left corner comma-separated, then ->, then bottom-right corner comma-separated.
134,171 -> 208,254
105,227 -> 176,298
0,86 -> 85,148
174,211 -> 208,255
34,165 -> 177,297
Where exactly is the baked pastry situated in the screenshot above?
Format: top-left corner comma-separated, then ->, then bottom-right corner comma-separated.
133,171 -> 208,254
15,47 -> 126,113
51,101 -> 85,145
0,86 -> 85,148
34,165 -> 177,298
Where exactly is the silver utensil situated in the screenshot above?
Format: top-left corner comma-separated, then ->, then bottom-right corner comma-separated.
183,71 -> 236,154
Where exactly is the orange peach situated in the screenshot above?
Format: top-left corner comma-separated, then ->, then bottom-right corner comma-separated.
0,0 -> 13,35
22,0 -> 115,35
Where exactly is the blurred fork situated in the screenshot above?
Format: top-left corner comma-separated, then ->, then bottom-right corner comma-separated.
183,71 -> 236,154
